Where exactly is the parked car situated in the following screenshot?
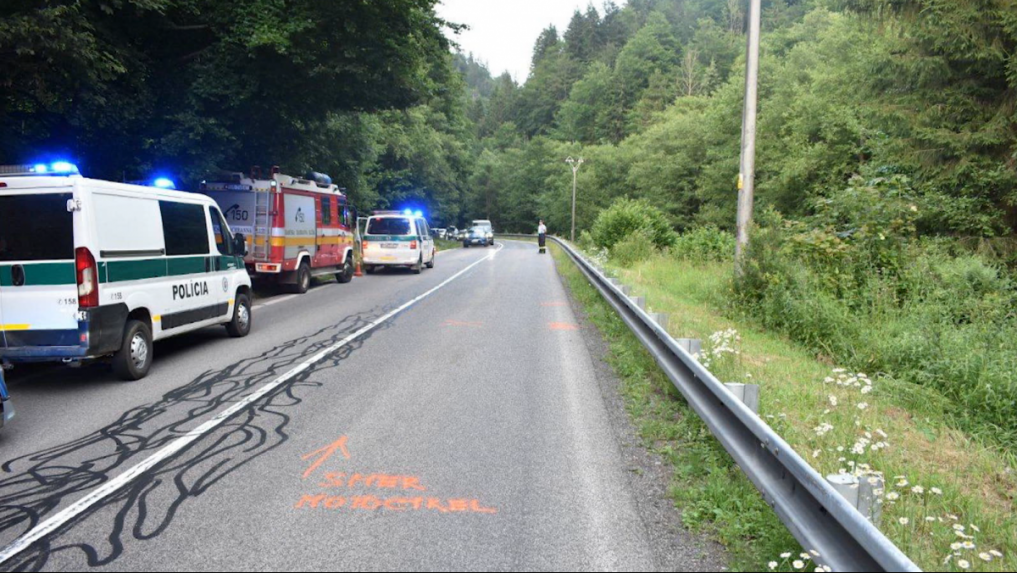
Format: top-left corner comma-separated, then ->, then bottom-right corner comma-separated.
362,212 -> 435,274
0,161 -> 254,380
463,226 -> 491,248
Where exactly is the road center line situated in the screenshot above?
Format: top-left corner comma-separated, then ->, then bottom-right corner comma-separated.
0,243 -> 503,566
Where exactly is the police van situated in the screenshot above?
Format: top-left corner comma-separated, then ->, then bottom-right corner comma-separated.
362,211 -> 435,274
0,162 -> 253,380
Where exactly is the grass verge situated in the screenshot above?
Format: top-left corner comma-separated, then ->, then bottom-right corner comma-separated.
553,244 -> 1016,572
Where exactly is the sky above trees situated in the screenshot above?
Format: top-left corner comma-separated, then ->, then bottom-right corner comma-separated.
437,0 -> 628,82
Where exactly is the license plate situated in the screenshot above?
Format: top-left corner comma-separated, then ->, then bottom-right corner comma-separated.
382,243 -> 399,249
381,256 -> 396,261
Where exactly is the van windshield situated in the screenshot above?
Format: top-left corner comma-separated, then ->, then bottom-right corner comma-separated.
0,193 -> 75,262
367,218 -> 412,236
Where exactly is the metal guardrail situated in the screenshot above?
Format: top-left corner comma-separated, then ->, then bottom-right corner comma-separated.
501,234 -> 920,573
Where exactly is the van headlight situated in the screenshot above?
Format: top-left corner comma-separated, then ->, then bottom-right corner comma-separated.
486,232 -> 493,238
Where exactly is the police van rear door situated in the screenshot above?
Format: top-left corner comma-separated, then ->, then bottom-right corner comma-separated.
0,184 -> 80,350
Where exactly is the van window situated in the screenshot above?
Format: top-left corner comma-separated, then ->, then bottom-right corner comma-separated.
321,197 -> 332,226
367,218 -> 411,236
95,194 -> 165,257
0,193 -> 74,262
160,201 -> 210,256
209,207 -> 234,256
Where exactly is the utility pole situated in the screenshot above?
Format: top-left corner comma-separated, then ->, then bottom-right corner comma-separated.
735,0 -> 762,274
566,156 -> 584,243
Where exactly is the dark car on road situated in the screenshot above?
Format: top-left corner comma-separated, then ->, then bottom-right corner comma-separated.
463,226 -> 492,248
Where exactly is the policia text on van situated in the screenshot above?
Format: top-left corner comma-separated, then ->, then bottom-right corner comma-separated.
0,163 -> 254,380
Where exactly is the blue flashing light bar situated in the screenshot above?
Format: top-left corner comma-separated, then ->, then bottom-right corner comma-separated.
0,161 -> 82,176
153,178 -> 176,189
50,161 -> 77,174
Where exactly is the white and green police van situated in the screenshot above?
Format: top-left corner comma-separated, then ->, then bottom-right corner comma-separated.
0,163 -> 253,380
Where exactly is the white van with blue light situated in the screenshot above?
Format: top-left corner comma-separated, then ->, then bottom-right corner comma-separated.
0,162 -> 254,381
362,211 -> 435,274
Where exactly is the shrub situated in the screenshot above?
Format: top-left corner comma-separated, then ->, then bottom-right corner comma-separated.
611,229 -> 658,267
591,197 -> 677,251
733,205 -> 1017,449
672,226 -> 736,263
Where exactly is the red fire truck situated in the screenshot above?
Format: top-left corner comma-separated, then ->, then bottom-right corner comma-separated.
202,167 -> 356,293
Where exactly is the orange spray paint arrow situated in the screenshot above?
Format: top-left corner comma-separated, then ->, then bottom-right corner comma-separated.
302,436 -> 351,479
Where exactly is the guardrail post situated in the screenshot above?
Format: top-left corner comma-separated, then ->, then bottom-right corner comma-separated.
827,474 -> 883,526
859,476 -> 884,527
724,383 -> 761,414
676,338 -> 702,357
649,313 -> 669,331
629,296 -> 646,310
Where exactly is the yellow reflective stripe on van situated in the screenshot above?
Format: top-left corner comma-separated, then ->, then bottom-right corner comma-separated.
0,324 -> 31,331
153,316 -> 162,322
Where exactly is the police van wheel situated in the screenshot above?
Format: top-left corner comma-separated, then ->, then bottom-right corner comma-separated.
426,251 -> 435,269
113,320 -> 153,381
412,256 -> 423,275
293,263 -> 311,294
337,256 -> 354,284
226,293 -> 252,338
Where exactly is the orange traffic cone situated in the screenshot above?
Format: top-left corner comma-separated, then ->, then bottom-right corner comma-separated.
354,258 -> 364,277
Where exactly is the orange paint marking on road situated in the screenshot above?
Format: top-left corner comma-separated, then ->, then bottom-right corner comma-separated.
443,319 -> 484,328
301,436 -> 351,480
296,495 -> 498,515
295,437 -> 497,517
541,302 -> 567,307
549,322 -> 578,331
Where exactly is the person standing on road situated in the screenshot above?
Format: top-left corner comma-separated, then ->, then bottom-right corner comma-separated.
538,220 -> 547,251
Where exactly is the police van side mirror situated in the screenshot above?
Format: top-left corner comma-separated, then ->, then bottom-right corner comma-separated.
233,234 -> 248,257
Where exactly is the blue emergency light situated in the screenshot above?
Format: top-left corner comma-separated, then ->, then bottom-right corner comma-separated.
4,161 -> 82,176
153,178 -> 176,189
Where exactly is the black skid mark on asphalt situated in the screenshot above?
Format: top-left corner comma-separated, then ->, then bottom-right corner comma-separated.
0,305 -> 401,572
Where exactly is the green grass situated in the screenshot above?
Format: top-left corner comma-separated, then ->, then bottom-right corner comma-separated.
553,245 -> 1017,572
436,239 -> 462,251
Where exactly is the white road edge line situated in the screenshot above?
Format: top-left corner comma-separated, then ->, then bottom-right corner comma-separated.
252,293 -> 298,311
0,243 -> 504,566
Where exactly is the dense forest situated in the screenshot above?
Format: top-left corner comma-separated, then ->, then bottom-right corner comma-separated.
3,0 -> 1015,237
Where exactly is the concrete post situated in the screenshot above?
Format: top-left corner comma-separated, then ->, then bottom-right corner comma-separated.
724,383 -> 761,414
677,339 -> 703,357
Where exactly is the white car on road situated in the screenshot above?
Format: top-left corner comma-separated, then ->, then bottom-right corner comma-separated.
362,212 -> 435,275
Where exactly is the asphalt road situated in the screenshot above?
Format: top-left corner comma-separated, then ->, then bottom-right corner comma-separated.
0,240 -> 722,572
